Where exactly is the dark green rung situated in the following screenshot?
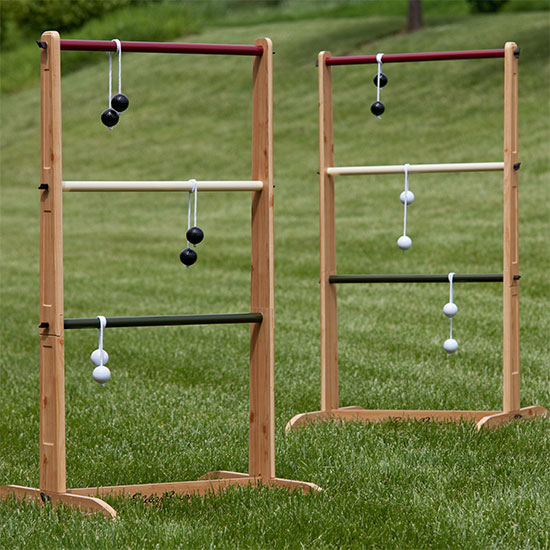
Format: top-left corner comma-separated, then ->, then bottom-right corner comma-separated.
328,273 -> 516,284
64,313 -> 263,329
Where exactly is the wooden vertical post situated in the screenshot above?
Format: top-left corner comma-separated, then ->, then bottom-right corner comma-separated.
502,42 -> 520,413
39,31 -> 66,493
249,38 -> 275,479
319,52 -> 339,411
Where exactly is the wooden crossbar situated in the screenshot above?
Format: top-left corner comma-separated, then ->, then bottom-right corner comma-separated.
329,273 -> 507,284
326,162 -> 504,176
62,180 -> 264,192
64,313 -> 263,329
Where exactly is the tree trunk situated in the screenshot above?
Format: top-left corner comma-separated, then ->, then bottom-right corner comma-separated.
407,0 -> 423,32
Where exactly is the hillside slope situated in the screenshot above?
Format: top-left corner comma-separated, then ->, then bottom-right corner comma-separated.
1,11 -> 549,550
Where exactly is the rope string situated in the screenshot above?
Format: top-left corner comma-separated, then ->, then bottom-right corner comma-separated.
113,39 -> 122,94
108,51 -> 112,108
106,39 -> 121,131
96,315 -> 107,365
402,163 -> 410,237
375,53 -> 384,102
193,180 -> 198,227
185,180 -> 198,268
448,272 -> 455,339
187,179 -> 198,244
375,53 -> 384,119
108,40 -> 122,105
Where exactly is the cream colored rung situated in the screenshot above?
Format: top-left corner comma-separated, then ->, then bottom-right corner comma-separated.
327,162 -> 504,176
62,180 -> 264,192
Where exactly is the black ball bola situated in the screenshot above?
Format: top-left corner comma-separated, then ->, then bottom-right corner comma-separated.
101,108 -> 119,128
186,226 -> 204,246
111,93 -> 129,113
373,72 -> 388,88
370,101 -> 385,116
180,248 -> 197,266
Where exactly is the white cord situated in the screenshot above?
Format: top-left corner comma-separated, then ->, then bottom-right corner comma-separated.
184,180 -> 198,269
108,51 -> 112,108
193,180 -> 198,227
108,40 -> 122,106
448,272 -> 455,339
375,53 -> 384,119
97,315 -> 107,365
403,163 -> 410,236
376,53 -> 384,102
113,39 -> 122,94
187,179 -> 198,247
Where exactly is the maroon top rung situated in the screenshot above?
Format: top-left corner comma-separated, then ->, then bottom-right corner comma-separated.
326,49 -> 505,66
59,39 -> 263,56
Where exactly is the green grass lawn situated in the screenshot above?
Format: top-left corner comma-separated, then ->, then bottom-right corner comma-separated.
1,7 -> 549,550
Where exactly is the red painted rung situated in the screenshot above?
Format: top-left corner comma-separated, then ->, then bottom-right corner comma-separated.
326,49 -> 505,66
59,39 -> 263,56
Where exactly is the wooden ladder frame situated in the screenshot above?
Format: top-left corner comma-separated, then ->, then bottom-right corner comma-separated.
286,42 -> 547,433
0,31 -> 319,519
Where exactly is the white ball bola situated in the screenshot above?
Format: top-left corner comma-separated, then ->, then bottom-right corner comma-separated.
93,365 -> 111,385
397,235 -> 412,251
443,302 -> 458,318
90,348 -> 109,367
444,338 -> 458,354
400,190 -> 415,205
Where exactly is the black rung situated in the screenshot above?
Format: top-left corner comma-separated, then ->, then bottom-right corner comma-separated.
64,313 -> 262,330
329,273 -> 516,284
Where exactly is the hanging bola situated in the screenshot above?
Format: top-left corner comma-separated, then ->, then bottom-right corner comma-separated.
180,179 -> 204,267
101,38 -> 130,128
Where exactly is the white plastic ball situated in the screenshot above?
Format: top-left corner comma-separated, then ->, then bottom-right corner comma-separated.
443,302 -> 458,318
443,338 -> 458,354
400,190 -> 415,205
397,235 -> 412,251
92,365 -> 111,385
90,349 -> 109,366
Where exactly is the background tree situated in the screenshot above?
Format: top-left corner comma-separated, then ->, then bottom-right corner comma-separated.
407,0 -> 423,32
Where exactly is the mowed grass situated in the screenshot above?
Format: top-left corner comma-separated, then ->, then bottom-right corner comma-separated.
1,10 -> 549,550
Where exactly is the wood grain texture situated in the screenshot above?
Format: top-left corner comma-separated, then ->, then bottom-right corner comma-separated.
0,486 -> 116,519
319,51 -> 339,411
67,476 -> 321,498
502,42 -> 521,412
39,31 -> 66,495
286,409 -> 502,431
249,38 -> 275,480
477,406 -> 548,430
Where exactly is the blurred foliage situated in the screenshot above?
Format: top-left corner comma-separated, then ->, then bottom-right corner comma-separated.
466,0 -> 510,12
0,0 -> 160,47
1,0 -> 548,95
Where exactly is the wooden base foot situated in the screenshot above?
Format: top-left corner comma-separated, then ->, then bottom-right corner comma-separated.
287,407 -> 499,431
1,474 -> 321,518
476,405 -> 548,430
67,474 -> 321,500
198,471 -> 322,493
199,470 -> 250,480
0,485 -> 116,519
287,405 -> 548,431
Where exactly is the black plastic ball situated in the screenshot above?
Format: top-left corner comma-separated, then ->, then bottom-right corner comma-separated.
180,248 -> 197,266
370,101 -> 385,116
101,108 -> 119,127
373,72 -> 388,88
186,226 -> 204,245
111,93 -> 129,113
